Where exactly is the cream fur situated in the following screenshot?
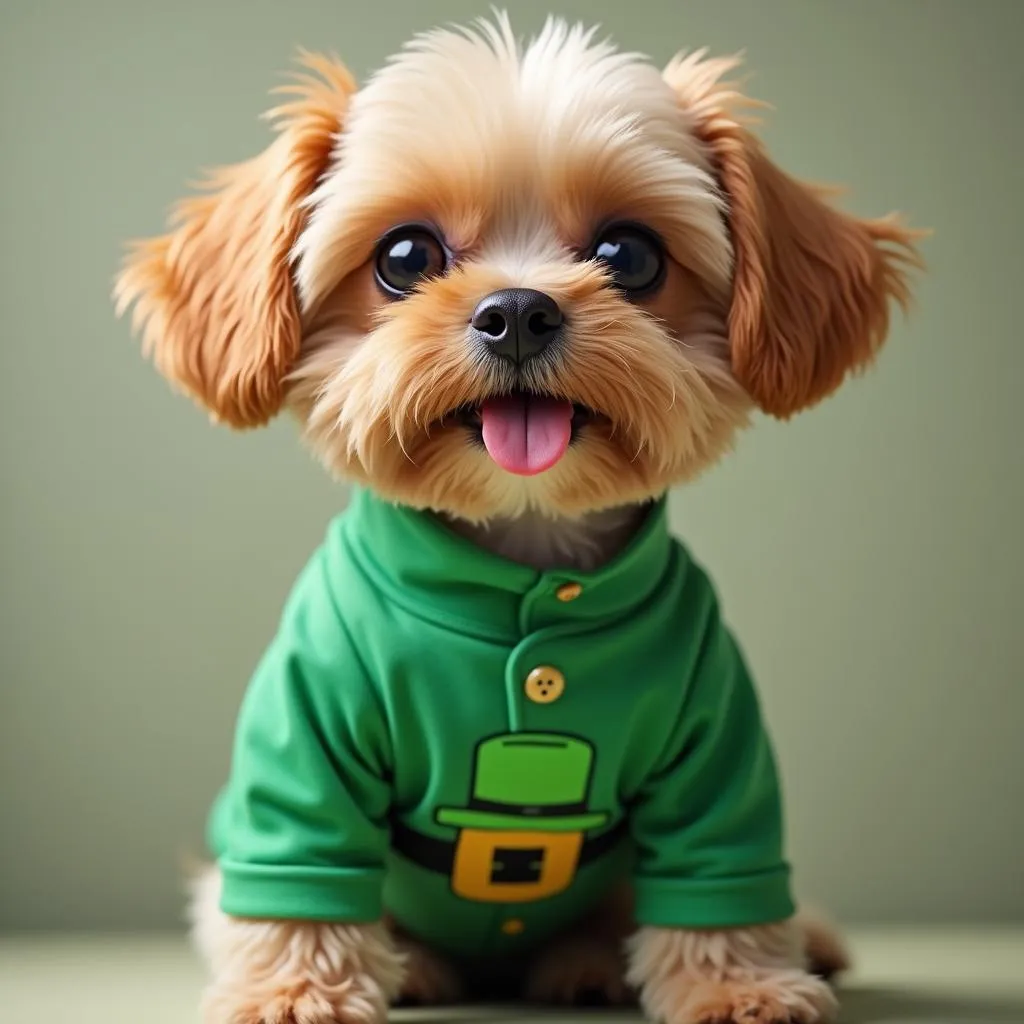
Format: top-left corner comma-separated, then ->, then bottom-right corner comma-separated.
295,14 -> 732,319
113,9 -> 923,1023
190,864 -> 841,1022
627,924 -> 838,1024
190,866 -> 405,1024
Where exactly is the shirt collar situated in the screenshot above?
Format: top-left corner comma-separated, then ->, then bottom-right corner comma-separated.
334,487 -> 677,642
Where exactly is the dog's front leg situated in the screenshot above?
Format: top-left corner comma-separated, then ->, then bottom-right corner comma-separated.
627,920 -> 838,1024
190,867 -> 405,1024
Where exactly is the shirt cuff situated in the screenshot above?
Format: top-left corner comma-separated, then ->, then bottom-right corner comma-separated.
219,860 -> 385,922
633,867 -> 795,929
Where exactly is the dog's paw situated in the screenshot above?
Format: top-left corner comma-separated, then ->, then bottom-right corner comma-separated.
392,936 -> 463,1006
665,972 -> 837,1024
201,976 -> 389,1024
525,936 -> 635,1006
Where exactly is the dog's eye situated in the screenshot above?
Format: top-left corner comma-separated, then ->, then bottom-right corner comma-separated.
375,227 -> 447,297
591,224 -> 665,297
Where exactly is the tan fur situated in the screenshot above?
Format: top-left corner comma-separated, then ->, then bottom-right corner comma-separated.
117,14 -> 920,1024
526,935 -> 633,1006
114,53 -> 356,428
627,923 -> 838,1024
290,250 -> 748,522
523,893 -> 849,1014
664,51 -> 925,418
798,909 -> 852,980
524,881 -> 636,1005
383,917 -> 465,1006
189,866 -> 405,1024
294,16 -> 731,316
189,864 -> 847,1020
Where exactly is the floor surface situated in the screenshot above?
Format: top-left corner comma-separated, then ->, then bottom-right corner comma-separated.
0,929 -> 1021,1023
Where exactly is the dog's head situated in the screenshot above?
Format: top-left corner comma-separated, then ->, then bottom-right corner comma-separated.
115,16 -> 922,522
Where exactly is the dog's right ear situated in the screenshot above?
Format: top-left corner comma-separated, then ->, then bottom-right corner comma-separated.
114,53 -> 355,428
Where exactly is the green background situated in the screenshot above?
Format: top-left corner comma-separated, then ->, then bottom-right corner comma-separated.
1,0 -> 1021,933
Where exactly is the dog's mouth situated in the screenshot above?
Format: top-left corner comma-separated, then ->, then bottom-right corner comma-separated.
443,389 -> 599,476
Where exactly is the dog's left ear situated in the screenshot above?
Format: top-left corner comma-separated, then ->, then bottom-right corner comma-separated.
665,53 -> 925,418
114,54 -> 356,428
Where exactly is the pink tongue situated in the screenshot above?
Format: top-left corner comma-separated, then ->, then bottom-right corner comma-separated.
480,395 -> 573,476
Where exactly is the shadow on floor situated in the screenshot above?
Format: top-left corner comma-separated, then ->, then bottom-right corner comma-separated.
391,987 -> 1024,1024
393,1007 -> 638,1023
838,984 -> 1024,1023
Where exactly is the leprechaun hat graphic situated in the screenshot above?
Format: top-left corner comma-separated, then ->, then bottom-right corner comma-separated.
436,733 -> 610,832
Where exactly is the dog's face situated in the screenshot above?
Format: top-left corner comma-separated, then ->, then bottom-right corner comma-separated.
116,17 -> 920,523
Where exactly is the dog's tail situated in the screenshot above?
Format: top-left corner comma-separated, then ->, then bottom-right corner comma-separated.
798,909 -> 852,980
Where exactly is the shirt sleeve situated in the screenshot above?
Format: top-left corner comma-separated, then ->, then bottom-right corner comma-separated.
208,557 -> 393,923
629,572 -> 796,930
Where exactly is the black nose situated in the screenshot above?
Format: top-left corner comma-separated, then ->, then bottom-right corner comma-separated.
469,288 -> 563,366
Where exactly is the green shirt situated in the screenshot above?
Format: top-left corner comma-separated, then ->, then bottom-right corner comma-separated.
208,488 -> 794,959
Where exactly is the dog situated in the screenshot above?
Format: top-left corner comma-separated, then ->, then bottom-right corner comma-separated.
115,14 -> 921,1024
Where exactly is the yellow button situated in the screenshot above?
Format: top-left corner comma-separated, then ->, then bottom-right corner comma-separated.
501,918 -> 525,936
555,582 -> 583,602
525,666 -> 565,704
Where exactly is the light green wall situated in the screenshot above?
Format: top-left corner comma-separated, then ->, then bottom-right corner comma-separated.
2,0 -> 1021,932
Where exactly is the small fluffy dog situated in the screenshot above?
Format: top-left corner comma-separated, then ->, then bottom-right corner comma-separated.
116,15 -> 921,1024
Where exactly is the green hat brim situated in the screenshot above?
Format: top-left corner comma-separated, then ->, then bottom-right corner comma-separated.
436,808 -> 609,831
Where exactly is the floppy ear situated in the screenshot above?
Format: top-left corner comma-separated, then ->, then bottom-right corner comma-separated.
664,53 -> 925,418
114,53 -> 356,428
